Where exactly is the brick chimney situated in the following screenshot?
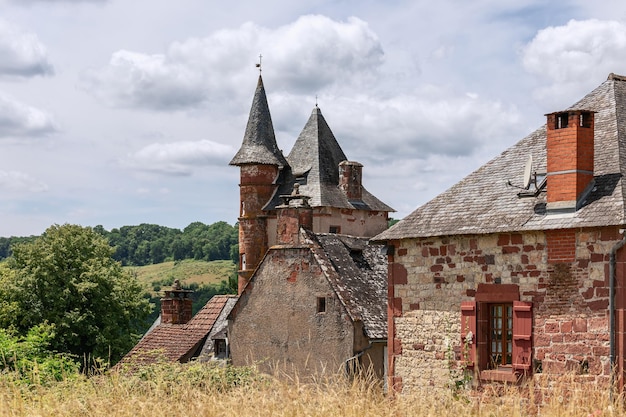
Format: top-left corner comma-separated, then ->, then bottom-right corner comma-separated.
545,110 -> 595,213
339,161 -> 363,201
161,280 -> 193,324
276,185 -> 313,245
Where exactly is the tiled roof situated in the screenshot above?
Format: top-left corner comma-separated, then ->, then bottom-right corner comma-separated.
305,231 -> 388,340
117,294 -> 236,367
229,75 -> 288,167
375,75 -> 626,241
264,107 -> 394,212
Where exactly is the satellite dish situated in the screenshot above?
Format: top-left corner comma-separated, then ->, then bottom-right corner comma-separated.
522,154 -> 533,189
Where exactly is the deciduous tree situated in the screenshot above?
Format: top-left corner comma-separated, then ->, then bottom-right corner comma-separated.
0,224 -> 151,364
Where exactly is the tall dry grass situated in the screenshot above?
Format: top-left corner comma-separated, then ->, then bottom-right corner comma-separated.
0,362 -> 623,417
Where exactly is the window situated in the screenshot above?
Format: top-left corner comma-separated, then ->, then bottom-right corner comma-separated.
329,226 -> 341,234
317,297 -> 326,313
488,303 -> 513,369
215,339 -> 227,359
461,295 -> 532,381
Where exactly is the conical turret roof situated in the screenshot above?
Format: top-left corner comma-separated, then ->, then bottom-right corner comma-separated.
229,76 -> 287,167
263,106 -> 393,212
287,106 -> 347,184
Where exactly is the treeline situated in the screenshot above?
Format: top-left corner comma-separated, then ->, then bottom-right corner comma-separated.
0,221 -> 239,267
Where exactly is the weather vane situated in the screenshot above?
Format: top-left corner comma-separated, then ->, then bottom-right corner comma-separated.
256,54 -> 262,73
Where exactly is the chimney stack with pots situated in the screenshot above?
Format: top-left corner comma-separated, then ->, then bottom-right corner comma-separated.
276,184 -> 313,245
160,280 -> 193,324
545,110 -> 595,213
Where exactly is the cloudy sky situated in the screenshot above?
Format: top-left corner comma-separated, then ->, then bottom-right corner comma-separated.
1,0 -> 626,236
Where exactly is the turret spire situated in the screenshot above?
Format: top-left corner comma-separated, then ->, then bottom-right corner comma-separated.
229,75 -> 287,167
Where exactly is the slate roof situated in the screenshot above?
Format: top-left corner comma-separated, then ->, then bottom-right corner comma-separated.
304,231 -> 388,340
229,75 -> 288,167
264,107 -> 394,212
375,74 -> 626,241
117,294 -> 237,367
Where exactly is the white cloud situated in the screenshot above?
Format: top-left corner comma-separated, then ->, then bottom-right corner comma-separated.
82,15 -> 383,111
122,139 -> 235,175
522,19 -> 626,105
324,87 -> 522,163
82,50 -> 207,110
0,92 -> 58,138
0,20 -> 53,78
0,171 -> 48,192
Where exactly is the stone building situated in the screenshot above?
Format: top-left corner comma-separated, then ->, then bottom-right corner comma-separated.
227,75 -> 393,378
374,73 -> 626,393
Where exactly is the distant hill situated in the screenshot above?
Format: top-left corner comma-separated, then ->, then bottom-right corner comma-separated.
127,259 -> 236,296
130,258 -> 237,331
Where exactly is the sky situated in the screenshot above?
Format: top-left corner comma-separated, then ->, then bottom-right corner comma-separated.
2,0 -> 626,236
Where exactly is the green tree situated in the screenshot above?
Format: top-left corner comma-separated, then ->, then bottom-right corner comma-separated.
0,224 -> 152,364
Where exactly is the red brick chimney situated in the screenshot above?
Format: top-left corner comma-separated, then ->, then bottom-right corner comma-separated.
339,161 -> 363,201
276,186 -> 313,245
161,281 -> 193,324
545,110 -> 595,213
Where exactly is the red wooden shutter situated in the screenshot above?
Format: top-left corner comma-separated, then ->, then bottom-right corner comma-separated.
460,301 -> 477,367
512,301 -> 532,372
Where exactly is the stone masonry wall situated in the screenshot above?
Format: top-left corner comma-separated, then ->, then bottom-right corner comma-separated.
230,246 -> 354,377
389,227 -> 621,393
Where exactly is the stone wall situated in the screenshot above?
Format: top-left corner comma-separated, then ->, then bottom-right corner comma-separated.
389,227 -> 623,393
229,246 -> 354,377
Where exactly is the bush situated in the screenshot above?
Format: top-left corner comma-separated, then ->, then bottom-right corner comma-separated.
0,323 -> 79,385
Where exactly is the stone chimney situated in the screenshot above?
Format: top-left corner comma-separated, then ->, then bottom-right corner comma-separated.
276,185 -> 313,245
339,161 -> 363,201
545,110 -> 595,213
161,280 -> 193,324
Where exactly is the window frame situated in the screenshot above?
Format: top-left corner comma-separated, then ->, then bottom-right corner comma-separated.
461,284 -> 532,382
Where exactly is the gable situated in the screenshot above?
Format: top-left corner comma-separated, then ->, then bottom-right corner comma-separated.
376,77 -> 626,241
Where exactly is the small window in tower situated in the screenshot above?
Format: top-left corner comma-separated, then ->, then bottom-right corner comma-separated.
241,253 -> 246,270
329,225 -> 341,234
317,297 -> 326,313
556,113 -> 568,129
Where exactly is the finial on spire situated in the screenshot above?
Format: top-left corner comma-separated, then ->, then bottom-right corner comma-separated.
255,54 -> 262,73
315,94 -> 318,108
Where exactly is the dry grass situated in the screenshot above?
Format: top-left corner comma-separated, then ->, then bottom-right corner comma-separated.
0,362 -> 623,417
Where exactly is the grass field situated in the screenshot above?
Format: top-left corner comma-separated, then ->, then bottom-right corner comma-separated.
0,362 -> 620,417
126,259 -> 236,294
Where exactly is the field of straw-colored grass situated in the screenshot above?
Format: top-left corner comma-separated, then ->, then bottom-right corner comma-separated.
0,362 -> 623,417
